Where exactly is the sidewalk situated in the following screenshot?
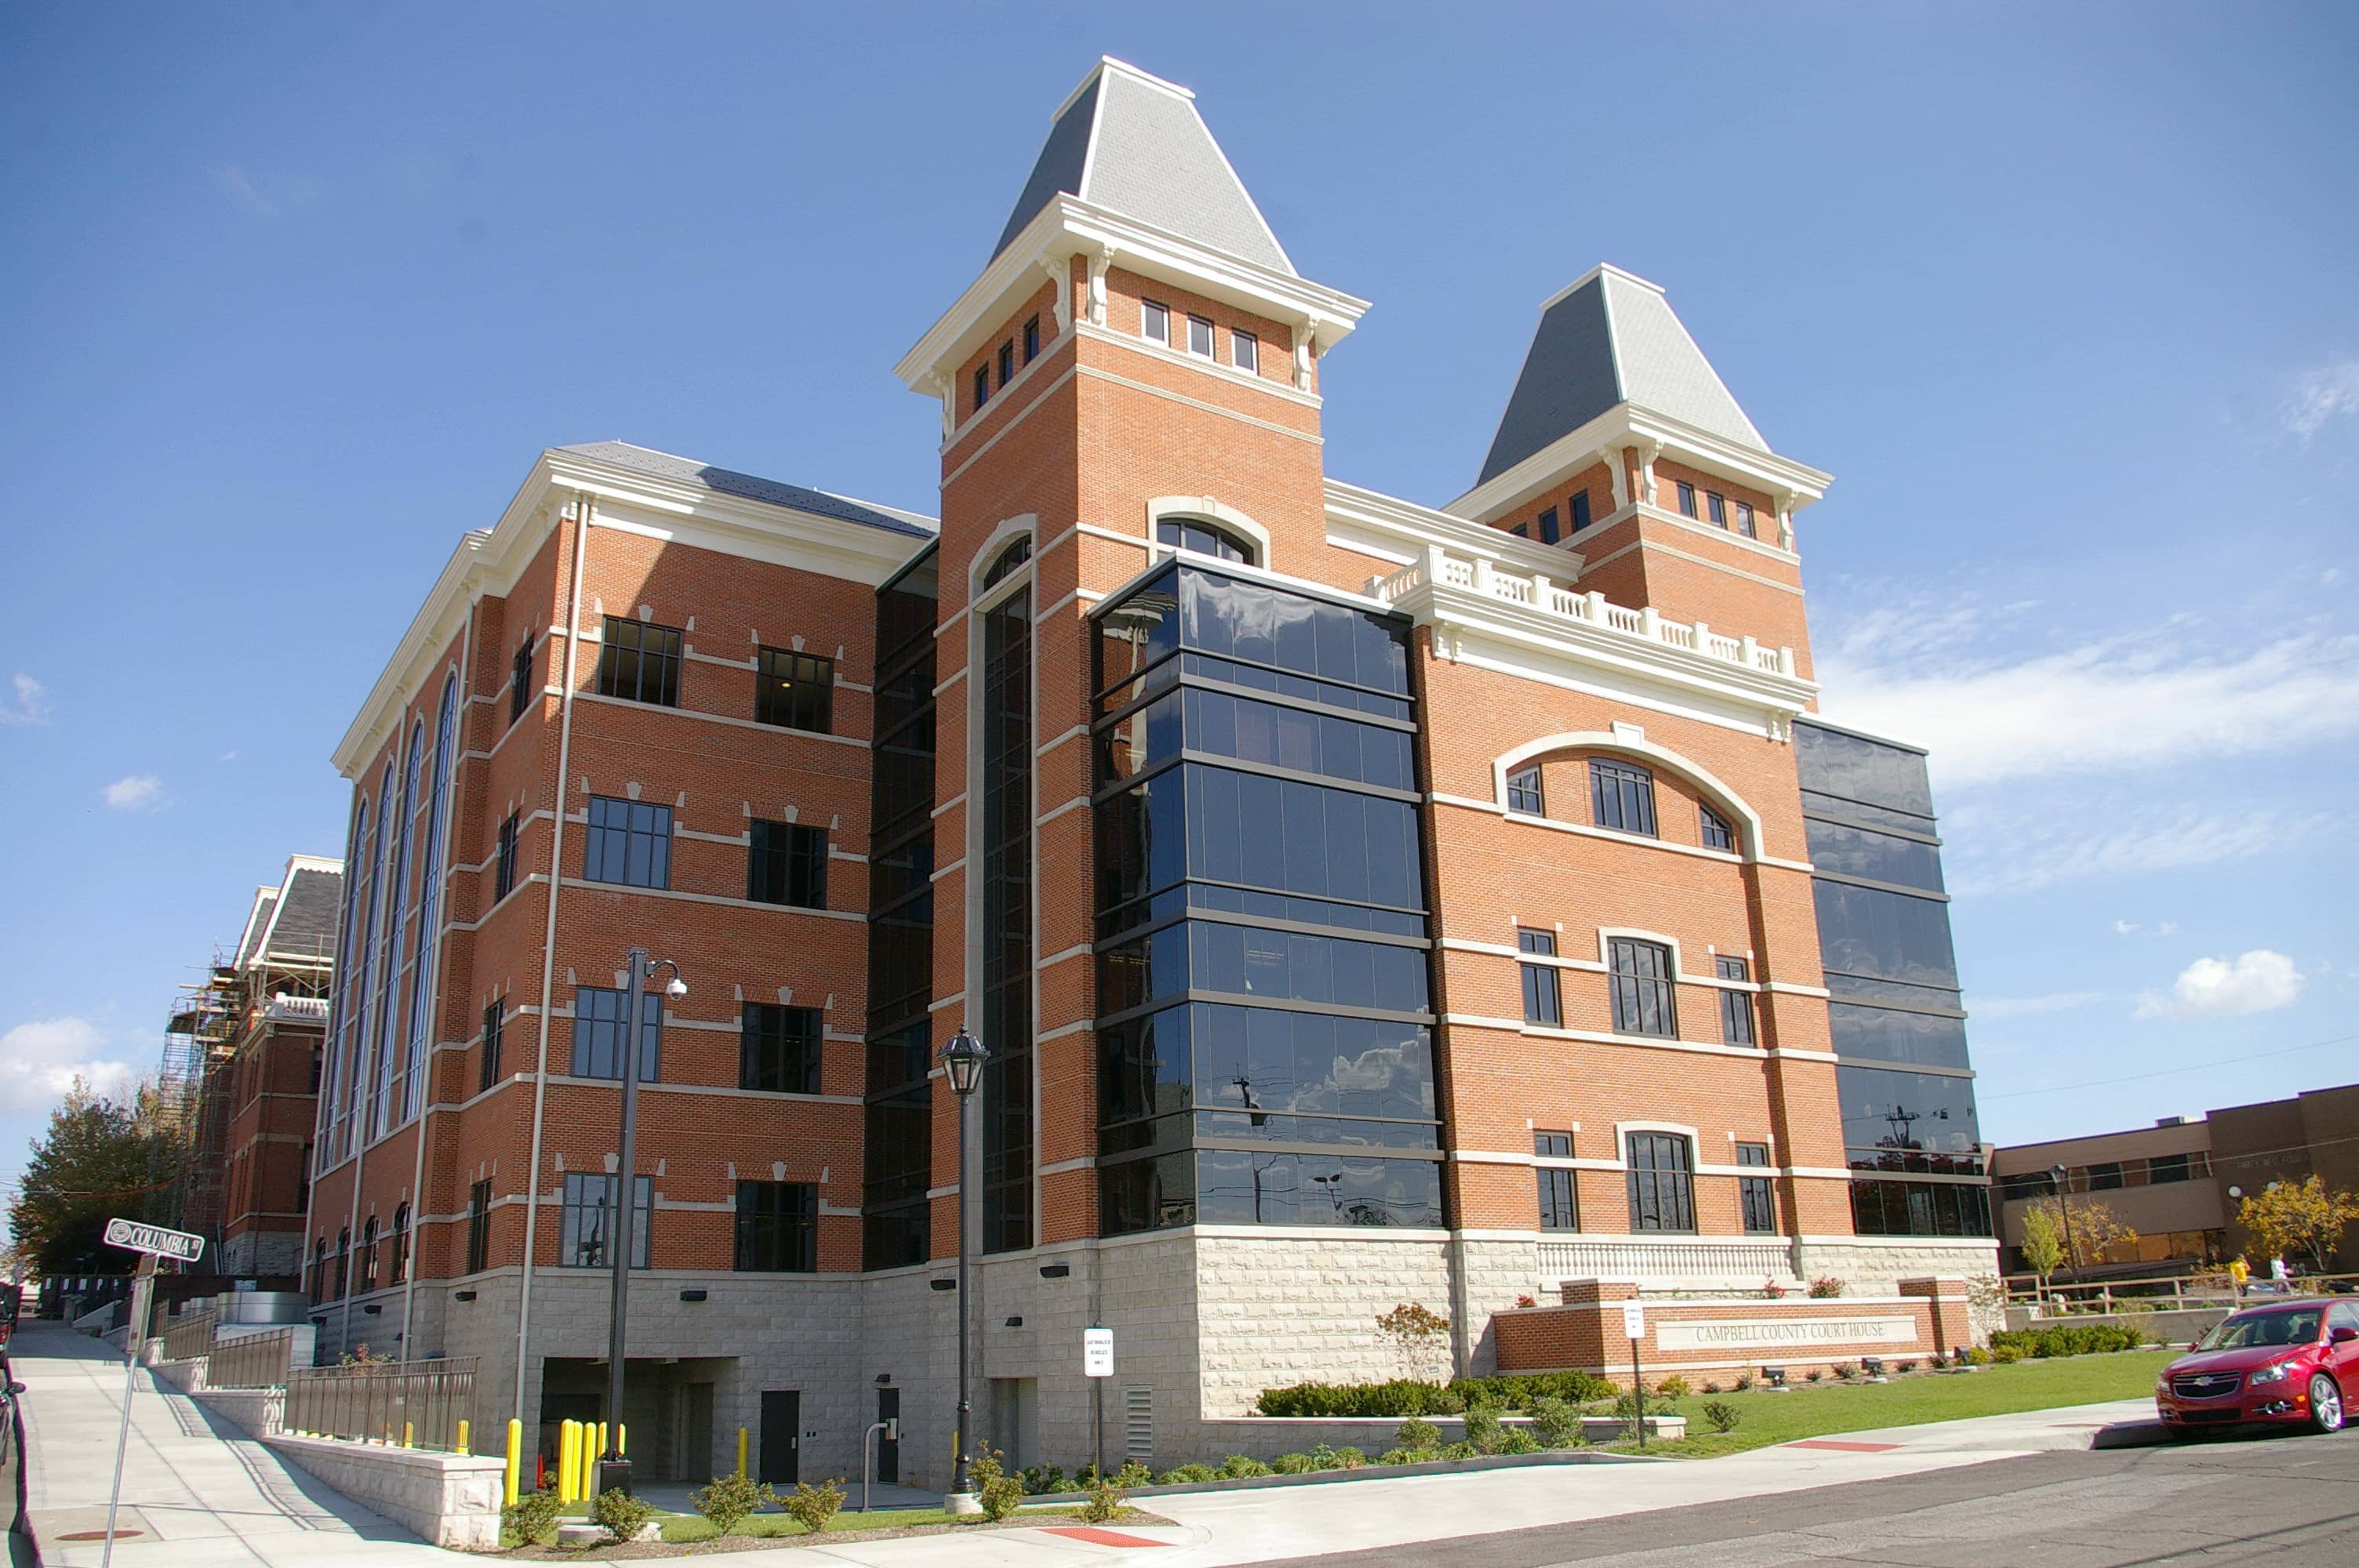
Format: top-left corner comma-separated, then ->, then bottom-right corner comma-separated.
11,1322 -> 453,1568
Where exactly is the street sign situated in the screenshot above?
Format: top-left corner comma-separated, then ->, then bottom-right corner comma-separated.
1082,1326 -> 1114,1378
103,1217 -> 205,1264
1620,1299 -> 1645,1341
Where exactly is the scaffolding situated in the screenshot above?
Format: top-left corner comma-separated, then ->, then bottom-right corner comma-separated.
159,949 -> 242,1243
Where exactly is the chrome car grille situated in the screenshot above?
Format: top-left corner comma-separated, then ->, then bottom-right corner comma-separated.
2171,1371 -> 2243,1399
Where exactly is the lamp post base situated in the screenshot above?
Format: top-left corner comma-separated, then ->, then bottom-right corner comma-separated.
595,1457 -> 633,1497
943,1490 -> 983,1516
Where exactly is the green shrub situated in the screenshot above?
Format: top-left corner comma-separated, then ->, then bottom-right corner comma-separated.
1805,1369 -> 1824,1384
1498,1428 -> 1541,1455
1701,1399 -> 1741,1434
1329,1445 -> 1368,1468
781,1479 -> 845,1534
1158,1463 -> 1218,1485
592,1486 -> 660,1544
1611,1388 -> 1644,1420
500,1487 -> 563,1548
1437,1440 -> 1478,1460
1966,1346 -> 1992,1366
1528,1395 -> 1583,1448
689,1470 -> 772,1534
1271,1452 -> 1319,1474
1217,1454 -> 1272,1479
965,1450 -> 1024,1522
1833,1361 -> 1859,1380
1114,1461 -> 1154,1489
1394,1417 -> 1442,1452
1652,1374 -> 1692,1400
1081,1470 -> 1128,1524
1990,1341 -> 2026,1363
1256,1370 -> 1616,1418
1021,1464 -> 1070,1496
1734,1372 -> 1756,1391
1447,1370 -> 1619,1408
1375,1446 -> 1423,1465
1461,1403 -> 1507,1455
1988,1323 -> 2147,1359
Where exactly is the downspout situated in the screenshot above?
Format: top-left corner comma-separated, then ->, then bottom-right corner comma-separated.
398,599 -> 476,1357
515,492 -> 591,1423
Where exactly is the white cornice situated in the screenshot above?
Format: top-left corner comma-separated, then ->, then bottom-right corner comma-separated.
1447,403 -> 1834,526
896,194 -> 1369,395
1324,478 -> 1587,577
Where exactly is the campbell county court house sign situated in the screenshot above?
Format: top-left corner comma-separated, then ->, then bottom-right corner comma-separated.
1656,1316 -> 1917,1351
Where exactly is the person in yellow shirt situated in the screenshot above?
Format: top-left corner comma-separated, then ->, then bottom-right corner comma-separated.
2227,1255 -> 2250,1298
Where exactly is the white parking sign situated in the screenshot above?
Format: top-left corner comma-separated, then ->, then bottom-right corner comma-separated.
1083,1326 -> 1114,1378
1621,1299 -> 1646,1341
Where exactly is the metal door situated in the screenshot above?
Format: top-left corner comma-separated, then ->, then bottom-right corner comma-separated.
876,1386 -> 900,1483
758,1389 -> 799,1485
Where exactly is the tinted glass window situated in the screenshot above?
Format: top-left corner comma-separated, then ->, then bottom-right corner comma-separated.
1699,804 -> 1736,851
1172,568 -> 1412,695
596,617 -> 681,707
1539,1167 -> 1578,1229
740,1003 -> 822,1094
583,797 -> 671,888
1609,938 -> 1676,1036
1850,1177 -> 1992,1237
1507,766 -> 1544,815
571,985 -> 661,1081
1814,881 -> 1960,987
1827,1003 -> 1972,1069
1627,1132 -> 1695,1232
756,648 -> 834,732
1794,722 -> 1936,817
1716,956 -> 1754,1046
1590,759 -> 1657,837
733,1181 -> 816,1272
1839,1064 -> 1983,1160
1519,928 -> 1561,1026
1805,819 -> 1946,892
749,820 -> 827,908
558,1173 -> 651,1268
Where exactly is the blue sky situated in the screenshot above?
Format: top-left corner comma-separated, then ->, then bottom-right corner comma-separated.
2,3 -> 2354,1208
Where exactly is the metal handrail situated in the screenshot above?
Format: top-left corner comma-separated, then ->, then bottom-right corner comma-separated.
2003,1269 -> 2359,1313
285,1357 -> 478,1452
158,1308 -> 217,1361
206,1328 -> 294,1390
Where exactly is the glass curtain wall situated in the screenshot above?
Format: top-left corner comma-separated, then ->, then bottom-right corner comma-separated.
1794,718 -> 1991,1237
862,545 -> 938,1268
1092,563 -> 1442,1234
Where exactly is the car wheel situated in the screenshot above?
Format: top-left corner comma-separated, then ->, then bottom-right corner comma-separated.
2308,1374 -> 2344,1436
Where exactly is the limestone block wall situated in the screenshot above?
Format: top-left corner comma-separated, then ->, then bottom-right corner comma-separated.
262,1432 -> 506,1549
1193,1231 -> 1455,1419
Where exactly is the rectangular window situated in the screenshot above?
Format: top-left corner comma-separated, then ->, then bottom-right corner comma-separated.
997,340 -> 1014,385
496,811 -> 519,899
1737,1141 -> 1777,1233
1232,329 -> 1258,373
1590,758 -> 1657,837
510,637 -> 534,724
1609,938 -> 1677,1037
972,364 -> 990,410
1699,804 -> 1736,852
2148,1152 -> 2192,1185
1536,1131 -> 1577,1230
1507,765 -> 1544,815
1518,928 -> 1561,1026
755,648 -> 834,732
1142,299 -> 1170,344
571,985 -> 661,1081
1736,500 -> 1757,538
583,796 -> 672,888
479,1003 -> 503,1093
1187,314 -> 1215,358
465,1178 -> 490,1274
559,1172 -> 651,1269
748,820 -> 827,909
1676,481 -> 1697,517
732,1180 -> 817,1272
1627,1131 -> 1696,1232
1510,523 -> 1528,538
1707,492 -> 1728,527
1717,955 -> 1755,1046
740,1002 -> 822,1094
1537,506 -> 1560,545
595,616 -> 682,707
2086,1161 -> 2125,1192
1570,491 -> 1591,532
1023,315 -> 1041,361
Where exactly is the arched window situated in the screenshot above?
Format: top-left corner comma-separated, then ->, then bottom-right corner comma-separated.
347,764 -> 394,1157
332,1226 -> 350,1299
358,1217 -> 378,1292
374,725 -> 424,1136
982,535 -> 1032,588
323,794 -> 368,1160
402,678 -> 459,1123
1157,515 -> 1255,565
390,1202 -> 410,1285
311,1238 -> 327,1305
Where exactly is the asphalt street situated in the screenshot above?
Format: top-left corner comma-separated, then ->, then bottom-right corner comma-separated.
1249,1429 -> 2359,1568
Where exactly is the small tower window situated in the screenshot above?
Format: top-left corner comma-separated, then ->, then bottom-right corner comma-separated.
1023,315 -> 1041,362
1156,517 -> 1254,565
1141,300 -> 1170,345
1707,492 -> 1728,527
1571,491 -> 1592,532
1537,507 -> 1560,545
1232,330 -> 1258,373
1736,500 -> 1757,538
997,340 -> 1015,386
972,365 -> 990,411
1187,314 -> 1215,358
1676,481 -> 1697,517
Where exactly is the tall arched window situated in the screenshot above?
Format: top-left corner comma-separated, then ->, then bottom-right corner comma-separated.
402,678 -> 458,1123
982,535 -> 1032,586
374,724 -> 424,1137
1156,516 -> 1255,565
324,794 -> 369,1163
347,764 -> 394,1156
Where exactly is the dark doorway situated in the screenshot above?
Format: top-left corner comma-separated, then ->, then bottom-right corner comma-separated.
758,1389 -> 800,1486
876,1386 -> 900,1483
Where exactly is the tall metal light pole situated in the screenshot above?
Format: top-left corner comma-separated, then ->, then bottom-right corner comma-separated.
940,1027 -> 987,1512
2049,1162 -> 2078,1279
597,949 -> 685,1497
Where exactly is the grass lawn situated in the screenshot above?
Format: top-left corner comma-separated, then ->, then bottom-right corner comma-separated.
1608,1350 -> 2165,1457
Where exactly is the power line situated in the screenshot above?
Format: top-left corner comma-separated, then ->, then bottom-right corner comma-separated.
1981,1030 -> 2359,1101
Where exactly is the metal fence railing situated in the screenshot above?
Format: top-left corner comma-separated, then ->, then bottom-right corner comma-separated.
2003,1270 -> 2359,1313
159,1308 -> 217,1362
285,1357 -> 478,1451
206,1328 -> 294,1390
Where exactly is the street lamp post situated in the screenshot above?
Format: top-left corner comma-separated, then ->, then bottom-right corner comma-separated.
2049,1162 -> 2078,1283
598,949 -> 685,1497
940,1027 -> 987,1513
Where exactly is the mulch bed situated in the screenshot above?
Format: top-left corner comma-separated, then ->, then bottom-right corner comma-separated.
496,1507 -> 1172,1559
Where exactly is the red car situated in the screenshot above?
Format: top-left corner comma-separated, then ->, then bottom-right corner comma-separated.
2155,1298 -> 2359,1436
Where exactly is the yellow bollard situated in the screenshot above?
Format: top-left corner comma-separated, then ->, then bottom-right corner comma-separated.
402,1421 -> 414,1449
617,1422 -> 626,1457
504,1419 -> 522,1506
456,1418 -> 471,1455
561,1421 -> 579,1504
736,1426 -> 748,1478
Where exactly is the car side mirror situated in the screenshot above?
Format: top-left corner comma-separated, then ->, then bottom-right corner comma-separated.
5,1381 -> 20,1396
2332,1326 -> 2358,1345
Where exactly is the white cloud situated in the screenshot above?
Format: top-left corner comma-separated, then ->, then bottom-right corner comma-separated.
210,164 -> 281,217
1943,805 -> 2325,897
1818,630 -> 2359,790
0,673 -> 48,724
0,1018 -> 136,1116
103,774 -> 166,811
2114,919 -> 2183,937
1970,991 -> 2105,1020
2135,950 -> 2304,1020
2285,357 -> 2359,441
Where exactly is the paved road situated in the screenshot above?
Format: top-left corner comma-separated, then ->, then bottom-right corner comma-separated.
1244,1428 -> 2359,1568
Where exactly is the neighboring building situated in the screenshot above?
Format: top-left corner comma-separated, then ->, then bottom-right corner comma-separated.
162,855 -> 342,1279
306,57 -> 1997,1486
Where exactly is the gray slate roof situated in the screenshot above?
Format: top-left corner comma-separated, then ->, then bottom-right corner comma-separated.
261,862 -> 343,964
1478,267 -> 1767,486
556,442 -> 937,539
993,59 -> 1294,274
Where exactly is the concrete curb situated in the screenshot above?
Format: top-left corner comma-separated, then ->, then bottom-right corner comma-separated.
1024,1447 -> 1658,1504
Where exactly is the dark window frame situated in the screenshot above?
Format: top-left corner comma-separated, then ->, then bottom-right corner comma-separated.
1156,516 -> 1256,565
570,985 -> 661,1081
594,616 -> 682,708
479,1003 -> 503,1093
1186,314 -> 1216,359
583,795 -> 673,889
1627,1131 -> 1696,1232
755,647 -> 834,733
1716,955 -> 1755,1047
1536,1131 -> 1578,1230
464,1183 -> 489,1275
1707,492 -> 1728,527
1518,927 -> 1562,1026
1737,1141 -> 1777,1233
972,363 -> 990,411
1675,481 -> 1697,517
1570,490 -> 1592,532
748,819 -> 828,909
1699,802 -> 1736,852
1736,500 -> 1757,538
1609,937 -> 1677,1037
1023,315 -> 1041,361
1141,299 -> 1171,344
740,1001 -> 823,1095
1537,506 -> 1560,544
509,636 -> 534,725
558,1172 -> 652,1269
1232,328 -> 1258,373
732,1179 -> 818,1272
496,811 -> 519,899
1590,758 -> 1658,837
997,339 -> 1014,386
1507,764 -> 1544,815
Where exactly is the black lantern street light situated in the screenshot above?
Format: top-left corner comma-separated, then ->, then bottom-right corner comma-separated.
597,949 -> 685,1498
2050,1162 -> 2078,1281
941,1026 -> 988,1512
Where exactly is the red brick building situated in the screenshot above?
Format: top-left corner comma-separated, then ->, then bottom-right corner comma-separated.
306,57 -> 1995,1485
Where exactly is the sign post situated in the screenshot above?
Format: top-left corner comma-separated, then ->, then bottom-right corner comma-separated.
1620,1298 -> 1647,1451
99,1218 -> 204,1568
1082,1327 -> 1113,1481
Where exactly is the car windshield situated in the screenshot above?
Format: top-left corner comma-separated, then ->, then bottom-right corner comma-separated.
2197,1308 -> 2321,1350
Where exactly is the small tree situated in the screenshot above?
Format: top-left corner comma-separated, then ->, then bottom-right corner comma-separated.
2019,1196 -> 2137,1274
2019,1203 -> 2066,1292
2239,1176 -> 2359,1273
1375,1301 -> 1451,1379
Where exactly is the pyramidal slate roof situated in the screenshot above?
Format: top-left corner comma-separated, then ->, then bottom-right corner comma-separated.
992,57 -> 1295,275
555,442 -> 936,539
1478,265 -> 1767,486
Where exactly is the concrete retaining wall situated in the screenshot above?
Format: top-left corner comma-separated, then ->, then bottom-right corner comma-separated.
260,1432 -> 505,1550
1196,1412 -> 1683,1461
2017,1308 -> 2226,1347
